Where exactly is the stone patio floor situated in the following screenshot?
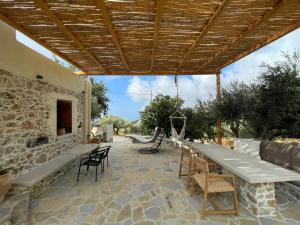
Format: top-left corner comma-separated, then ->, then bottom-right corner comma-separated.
29,137 -> 300,225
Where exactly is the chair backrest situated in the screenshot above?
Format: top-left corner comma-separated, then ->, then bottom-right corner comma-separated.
194,156 -> 209,174
181,145 -> 196,171
99,145 -> 111,158
89,146 -> 107,161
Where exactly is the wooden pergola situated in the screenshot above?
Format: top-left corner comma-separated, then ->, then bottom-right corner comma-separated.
0,0 -> 299,76
0,0 -> 299,143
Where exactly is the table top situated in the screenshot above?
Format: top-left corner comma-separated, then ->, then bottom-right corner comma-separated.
191,143 -> 300,184
65,144 -> 100,156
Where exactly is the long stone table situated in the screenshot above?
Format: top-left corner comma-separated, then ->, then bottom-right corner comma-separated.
190,143 -> 300,217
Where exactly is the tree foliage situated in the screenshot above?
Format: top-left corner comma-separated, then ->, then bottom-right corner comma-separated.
99,115 -> 128,135
140,94 -> 183,136
140,95 -> 216,140
216,52 -> 300,139
90,78 -> 109,120
183,101 -> 216,141
250,52 -> 300,139
215,81 -> 253,137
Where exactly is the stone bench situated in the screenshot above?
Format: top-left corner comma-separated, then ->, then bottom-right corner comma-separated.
234,139 -> 300,203
0,144 -> 99,225
12,154 -> 76,198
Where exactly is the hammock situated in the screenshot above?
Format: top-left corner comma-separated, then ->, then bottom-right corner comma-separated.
126,127 -> 161,143
170,110 -> 186,140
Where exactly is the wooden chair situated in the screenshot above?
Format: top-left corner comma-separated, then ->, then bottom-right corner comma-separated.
196,152 -> 221,173
191,156 -> 239,218
178,145 -> 196,179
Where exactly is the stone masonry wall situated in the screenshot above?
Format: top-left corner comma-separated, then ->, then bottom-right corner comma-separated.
237,178 -> 276,217
0,69 -> 85,177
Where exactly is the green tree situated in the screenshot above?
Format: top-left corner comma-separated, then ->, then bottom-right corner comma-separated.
215,81 -> 253,137
90,78 -> 109,120
140,94 -> 183,136
250,52 -> 300,139
183,100 -> 216,141
99,115 -> 128,135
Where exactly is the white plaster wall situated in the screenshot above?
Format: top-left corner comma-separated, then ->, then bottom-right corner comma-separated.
0,21 -> 85,92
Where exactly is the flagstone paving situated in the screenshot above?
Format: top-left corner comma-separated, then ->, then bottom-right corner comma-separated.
28,137 -> 300,225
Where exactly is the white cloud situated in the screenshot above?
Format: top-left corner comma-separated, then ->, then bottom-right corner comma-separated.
222,28 -> 300,84
127,28 -> 300,108
127,75 -> 217,107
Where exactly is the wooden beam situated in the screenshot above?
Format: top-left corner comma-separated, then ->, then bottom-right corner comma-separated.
94,0 -> 129,71
197,0 -> 287,72
175,0 -> 228,72
0,13 -> 87,74
216,72 -> 222,145
219,23 -> 299,70
150,0 -> 164,72
33,0 -> 108,74
82,71 -> 216,76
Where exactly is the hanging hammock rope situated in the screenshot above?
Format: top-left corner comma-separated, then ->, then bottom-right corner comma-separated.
170,75 -> 187,140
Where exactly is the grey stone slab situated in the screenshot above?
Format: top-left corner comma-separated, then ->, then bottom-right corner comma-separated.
161,182 -> 182,191
139,183 -> 155,192
191,143 -> 300,184
12,154 -> 76,186
152,196 -> 164,206
65,144 -> 100,156
116,194 -> 133,205
80,204 -> 96,213
145,207 -> 161,220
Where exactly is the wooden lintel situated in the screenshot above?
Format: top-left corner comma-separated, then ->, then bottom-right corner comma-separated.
82,71 -> 216,76
0,13 -> 86,73
175,0 -> 228,72
197,0 -> 287,72
150,0 -> 164,72
33,0 -> 108,73
94,0 -> 129,71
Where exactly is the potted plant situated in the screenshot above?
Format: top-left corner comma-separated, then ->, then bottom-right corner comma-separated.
0,164 -> 12,203
57,122 -> 66,136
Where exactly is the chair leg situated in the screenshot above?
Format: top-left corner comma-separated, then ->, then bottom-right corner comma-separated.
95,166 -> 98,182
190,177 -> 195,197
232,190 -> 239,215
107,156 -> 109,166
77,165 -> 81,182
178,163 -> 182,178
101,161 -> 104,174
201,193 -> 208,219
87,165 -> 90,171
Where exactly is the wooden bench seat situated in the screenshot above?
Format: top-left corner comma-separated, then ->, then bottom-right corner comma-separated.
193,173 -> 234,193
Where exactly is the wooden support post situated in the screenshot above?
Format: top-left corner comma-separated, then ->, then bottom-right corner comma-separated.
216,72 -> 222,145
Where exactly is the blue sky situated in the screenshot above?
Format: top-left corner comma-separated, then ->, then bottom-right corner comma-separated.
17,28 -> 300,121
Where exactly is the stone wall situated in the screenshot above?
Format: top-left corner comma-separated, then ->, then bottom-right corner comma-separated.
237,178 -> 276,217
0,69 -> 85,177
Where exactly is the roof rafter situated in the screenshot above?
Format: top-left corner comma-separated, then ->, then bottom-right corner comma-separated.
150,0 -> 164,72
175,0 -> 228,72
0,13 -> 86,74
33,0 -> 108,74
94,0 -> 129,72
197,0 -> 287,72
219,23 -> 300,70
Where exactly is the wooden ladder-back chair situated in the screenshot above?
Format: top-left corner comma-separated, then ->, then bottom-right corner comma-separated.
191,156 -> 239,218
178,145 -> 196,179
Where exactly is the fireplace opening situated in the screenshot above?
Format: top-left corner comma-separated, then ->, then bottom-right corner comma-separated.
57,100 -> 72,136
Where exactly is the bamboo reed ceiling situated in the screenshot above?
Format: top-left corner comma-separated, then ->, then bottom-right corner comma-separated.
0,0 -> 299,75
